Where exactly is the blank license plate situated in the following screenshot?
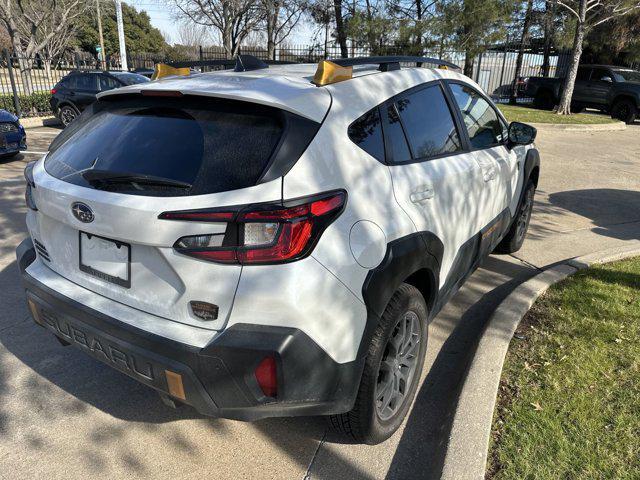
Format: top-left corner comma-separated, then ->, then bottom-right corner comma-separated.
79,232 -> 131,288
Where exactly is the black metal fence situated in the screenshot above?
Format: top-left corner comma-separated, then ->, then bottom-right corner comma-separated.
1,42 -> 571,118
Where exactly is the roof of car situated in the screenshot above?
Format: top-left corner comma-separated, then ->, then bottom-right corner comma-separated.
97,63 -> 471,123
580,64 -> 630,69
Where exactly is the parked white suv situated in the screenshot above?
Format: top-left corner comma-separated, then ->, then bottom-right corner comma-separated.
17,56 -> 539,445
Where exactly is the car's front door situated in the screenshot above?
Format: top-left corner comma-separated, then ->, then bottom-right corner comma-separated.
446,81 -> 522,221
587,67 -> 615,108
385,81 -> 488,292
572,67 -> 593,105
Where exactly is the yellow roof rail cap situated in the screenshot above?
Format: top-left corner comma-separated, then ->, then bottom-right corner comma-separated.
152,63 -> 191,81
312,60 -> 353,86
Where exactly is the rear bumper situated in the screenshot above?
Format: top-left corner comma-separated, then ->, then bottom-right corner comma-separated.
17,238 -> 362,421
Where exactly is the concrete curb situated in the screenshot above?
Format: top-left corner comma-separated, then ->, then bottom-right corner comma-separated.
440,242 -> 640,480
529,121 -> 626,132
20,116 -> 61,129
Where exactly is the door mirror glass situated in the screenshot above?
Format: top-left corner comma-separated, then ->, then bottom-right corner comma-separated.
508,122 -> 537,146
601,76 -> 613,83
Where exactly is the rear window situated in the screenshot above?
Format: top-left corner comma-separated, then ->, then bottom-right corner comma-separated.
45,97 -> 285,196
109,72 -> 150,85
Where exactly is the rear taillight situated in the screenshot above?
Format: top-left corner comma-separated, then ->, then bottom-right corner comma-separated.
159,190 -> 346,265
50,88 -> 57,94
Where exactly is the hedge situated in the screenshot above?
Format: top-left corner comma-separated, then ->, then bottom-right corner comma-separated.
0,91 -> 52,117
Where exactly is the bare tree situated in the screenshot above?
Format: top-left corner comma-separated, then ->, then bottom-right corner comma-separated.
173,0 -> 262,57
308,0 -> 334,57
177,19 -> 214,46
333,0 -> 348,57
0,0 -> 85,94
262,0 -> 304,60
555,0 -> 640,114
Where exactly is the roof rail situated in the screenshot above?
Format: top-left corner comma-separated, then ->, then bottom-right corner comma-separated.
166,55 -> 294,72
328,56 -> 460,72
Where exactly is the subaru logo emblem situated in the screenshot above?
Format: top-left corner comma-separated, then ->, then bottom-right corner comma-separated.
71,202 -> 94,223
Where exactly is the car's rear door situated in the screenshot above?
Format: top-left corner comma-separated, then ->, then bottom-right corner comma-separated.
572,67 -> 593,105
69,73 -> 100,111
384,81 -> 487,292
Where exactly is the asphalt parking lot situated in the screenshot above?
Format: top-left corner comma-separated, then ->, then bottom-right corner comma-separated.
0,124 -> 639,479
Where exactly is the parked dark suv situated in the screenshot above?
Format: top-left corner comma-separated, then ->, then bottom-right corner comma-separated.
50,71 -> 149,126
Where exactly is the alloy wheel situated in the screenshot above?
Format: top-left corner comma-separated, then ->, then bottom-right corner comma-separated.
375,310 -> 421,421
516,188 -> 534,244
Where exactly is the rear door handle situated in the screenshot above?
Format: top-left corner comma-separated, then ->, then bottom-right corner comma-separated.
410,186 -> 434,203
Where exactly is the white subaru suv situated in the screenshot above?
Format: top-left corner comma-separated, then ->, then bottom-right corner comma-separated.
17,56 -> 539,445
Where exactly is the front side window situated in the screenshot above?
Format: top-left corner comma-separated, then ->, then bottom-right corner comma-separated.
348,107 -> 385,162
449,83 -> 504,149
394,84 -> 462,160
73,74 -> 98,91
591,68 -> 612,82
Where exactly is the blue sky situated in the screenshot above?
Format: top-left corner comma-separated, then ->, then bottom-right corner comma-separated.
128,0 -> 315,45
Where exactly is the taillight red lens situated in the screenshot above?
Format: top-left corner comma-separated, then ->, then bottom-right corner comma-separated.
255,356 -> 277,398
161,190 -> 346,265
50,88 -> 57,94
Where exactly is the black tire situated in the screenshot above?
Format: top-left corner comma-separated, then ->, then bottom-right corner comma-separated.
495,180 -> 535,254
0,151 -> 20,159
329,283 -> 428,444
58,105 -> 78,127
610,98 -> 637,124
533,89 -> 555,110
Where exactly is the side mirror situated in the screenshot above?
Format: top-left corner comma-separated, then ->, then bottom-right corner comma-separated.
508,122 -> 537,147
602,76 -> 613,83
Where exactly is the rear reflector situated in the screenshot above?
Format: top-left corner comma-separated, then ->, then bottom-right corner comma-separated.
255,356 -> 277,398
27,298 -> 42,325
165,370 -> 186,400
160,190 -> 347,265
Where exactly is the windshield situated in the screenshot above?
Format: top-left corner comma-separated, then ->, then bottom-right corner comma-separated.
612,69 -> 640,83
45,97 -> 285,196
110,72 -> 150,85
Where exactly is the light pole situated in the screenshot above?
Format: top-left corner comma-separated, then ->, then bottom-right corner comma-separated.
96,0 -> 107,70
115,0 -> 128,71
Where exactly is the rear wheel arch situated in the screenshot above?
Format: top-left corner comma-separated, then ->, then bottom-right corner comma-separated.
361,231 -> 442,330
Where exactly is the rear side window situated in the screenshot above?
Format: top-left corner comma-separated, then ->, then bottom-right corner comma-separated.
348,107 -> 385,162
45,97 -> 287,196
68,74 -> 98,91
99,75 -> 121,91
384,104 -> 412,163
394,84 -> 462,160
449,83 -> 504,149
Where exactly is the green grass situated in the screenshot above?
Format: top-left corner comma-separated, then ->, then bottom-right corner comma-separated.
488,257 -> 640,480
497,104 -> 619,125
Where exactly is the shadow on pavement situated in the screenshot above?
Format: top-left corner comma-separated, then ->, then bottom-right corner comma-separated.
548,189 -> 640,241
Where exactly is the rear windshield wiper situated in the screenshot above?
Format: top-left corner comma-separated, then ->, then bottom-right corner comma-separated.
81,169 -> 192,190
